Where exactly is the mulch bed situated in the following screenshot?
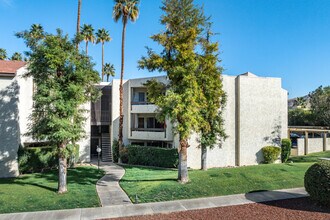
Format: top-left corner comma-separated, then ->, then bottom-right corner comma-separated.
109,197 -> 330,220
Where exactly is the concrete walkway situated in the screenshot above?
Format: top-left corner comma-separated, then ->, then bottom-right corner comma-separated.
94,162 -> 132,206
0,187 -> 308,220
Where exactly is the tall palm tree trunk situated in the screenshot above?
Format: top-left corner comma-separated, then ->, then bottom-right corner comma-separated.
178,138 -> 189,183
76,0 -> 81,49
86,41 -> 88,55
118,20 -> 127,163
102,42 -> 104,81
58,142 -> 67,193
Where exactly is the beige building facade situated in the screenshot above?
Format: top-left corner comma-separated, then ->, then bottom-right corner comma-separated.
0,60 -> 288,177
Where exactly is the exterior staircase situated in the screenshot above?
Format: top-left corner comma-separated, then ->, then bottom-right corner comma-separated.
101,133 -> 112,162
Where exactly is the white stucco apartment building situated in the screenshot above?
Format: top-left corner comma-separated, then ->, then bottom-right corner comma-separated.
0,60 -> 288,177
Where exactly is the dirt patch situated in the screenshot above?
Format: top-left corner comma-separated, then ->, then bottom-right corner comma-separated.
107,197 -> 330,220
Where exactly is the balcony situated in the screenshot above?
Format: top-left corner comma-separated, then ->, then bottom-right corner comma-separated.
130,128 -> 168,141
131,102 -> 157,113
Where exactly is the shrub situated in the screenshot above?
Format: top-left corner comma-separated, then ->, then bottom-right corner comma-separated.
17,146 -> 57,174
262,146 -> 281,164
126,145 -> 178,168
112,139 -> 119,163
304,161 -> 330,206
281,138 -> 292,163
120,147 -> 129,164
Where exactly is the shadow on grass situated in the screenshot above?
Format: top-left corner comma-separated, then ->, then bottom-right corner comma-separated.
0,167 -> 104,193
245,190 -> 330,213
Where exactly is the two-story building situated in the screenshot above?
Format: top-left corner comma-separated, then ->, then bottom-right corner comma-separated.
0,60 -> 288,177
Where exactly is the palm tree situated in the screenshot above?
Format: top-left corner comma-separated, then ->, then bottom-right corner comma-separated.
30,24 -> 44,40
96,28 -> 112,81
76,0 -> 81,49
11,52 -> 23,61
113,0 -> 139,162
76,0 -> 82,49
103,63 -> 115,82
0,48 -> 7,60
80,24 -> 95,55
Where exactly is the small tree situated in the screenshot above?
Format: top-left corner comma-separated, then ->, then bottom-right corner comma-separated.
17,26 -> 100,193
0,48 -> 7,60
10,52 -> 23,61
197,22 -> 227,170
139,0 -> 208,183
309,86 -> 330,127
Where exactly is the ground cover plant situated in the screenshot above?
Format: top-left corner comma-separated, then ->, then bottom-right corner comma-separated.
0,166 -> 104,214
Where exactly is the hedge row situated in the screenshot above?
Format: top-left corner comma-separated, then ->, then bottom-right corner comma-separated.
18,146 -> 57,174
123,145 -> 178,168
17,144 -> 79,174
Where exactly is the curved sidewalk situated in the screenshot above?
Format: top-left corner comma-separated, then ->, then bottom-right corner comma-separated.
94,162 -> 132,206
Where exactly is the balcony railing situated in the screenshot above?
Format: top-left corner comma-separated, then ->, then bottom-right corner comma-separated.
131,128 -> 165,132
131,101 -> 154,105
91,110 -> 111,125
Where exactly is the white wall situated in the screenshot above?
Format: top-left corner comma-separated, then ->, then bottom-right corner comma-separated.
238,75 -> 287,165
77,102 -> 91,162
297,137 -> 330,155
0,76 -> 20,177
187,74 -> 288,169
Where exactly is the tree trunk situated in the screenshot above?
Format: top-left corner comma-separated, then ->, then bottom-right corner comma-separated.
201,145 -> 207,170
118,20 -> 127,163
178,138 -> 189,183
86,41 -> 88,55
58,143 -> 67,194
101,42 -> 104,81
76,0 -> 81,49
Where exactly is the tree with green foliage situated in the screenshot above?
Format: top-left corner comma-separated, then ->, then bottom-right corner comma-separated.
15,24 -> 45,50
113,0 -> 139,162
139,0 -> 212,183
80,24 -> 95,55
294,97 -> 307,109
0,48 -> 7,60
17,26 -> 100,193
96,28 -> 112,81
288,108 -> 315,126
309,86 -> 330,127
10,52 -> 23,61
197,22 -> 227,170
104,63 -> 115,82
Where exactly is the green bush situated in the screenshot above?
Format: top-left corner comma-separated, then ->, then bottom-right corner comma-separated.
112,139 -> 119,163
126,145 -> 178,168
281,138 -> 292,163
120,147 -> 129,164
18,146 -> 57,174
304,161 -> 330,206
262,146 -> 281,164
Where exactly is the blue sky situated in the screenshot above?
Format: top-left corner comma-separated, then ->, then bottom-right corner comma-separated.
1,0 -> 330,98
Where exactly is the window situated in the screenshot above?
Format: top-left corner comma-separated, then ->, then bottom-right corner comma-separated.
155,120 -> 164,129
147,117 -> 155,128
138,117 -> 144,128
138,92 -> 146,102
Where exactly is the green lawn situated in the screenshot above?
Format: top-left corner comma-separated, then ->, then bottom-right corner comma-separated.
0,166 -> 104,214
289,150 -> 330,163
120,151 -> 330,203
